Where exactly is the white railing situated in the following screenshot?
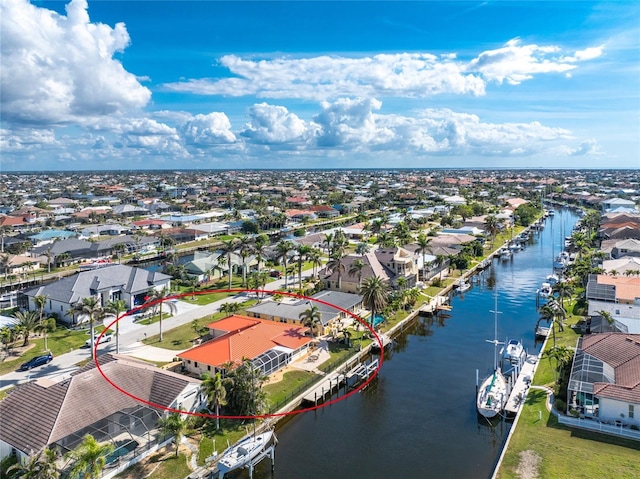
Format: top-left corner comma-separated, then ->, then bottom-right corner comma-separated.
557,415 -> 640,442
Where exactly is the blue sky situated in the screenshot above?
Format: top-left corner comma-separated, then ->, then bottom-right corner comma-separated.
1,0 -> 638,171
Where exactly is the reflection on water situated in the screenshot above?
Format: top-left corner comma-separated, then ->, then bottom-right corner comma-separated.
226,208 -> 579,479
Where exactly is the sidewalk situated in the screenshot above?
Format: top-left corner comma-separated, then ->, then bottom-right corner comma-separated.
0,270 -> 314,391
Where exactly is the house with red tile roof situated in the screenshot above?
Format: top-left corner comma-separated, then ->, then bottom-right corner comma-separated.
178,315 -> 312,377
567,333 -> 640,431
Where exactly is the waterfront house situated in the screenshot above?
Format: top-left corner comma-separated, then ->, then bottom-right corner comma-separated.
0,354 -> 202,475
177,315 -> 312,377
567,333 -> 640,429
245,290 -> 363,336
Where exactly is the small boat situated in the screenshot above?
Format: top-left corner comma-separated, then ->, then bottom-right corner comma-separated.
79,259 -> 113,271
538,282 -> 552,298
499,248 -> 512,260
535,326 -> 550,339
217,430 -> 273,476
456,279 -> 471,293
546,274 -> 559,285
548,210 -> 555,216
553,252 -> 569,270
503,339 -> 525,365
477,293 -> 507,419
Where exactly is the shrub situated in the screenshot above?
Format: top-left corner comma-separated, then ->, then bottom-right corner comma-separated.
553,398 -> 566,412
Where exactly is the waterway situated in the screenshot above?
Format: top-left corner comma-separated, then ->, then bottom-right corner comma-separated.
226,207 -> 580,479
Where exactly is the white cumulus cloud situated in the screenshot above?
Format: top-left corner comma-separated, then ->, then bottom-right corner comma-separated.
241,103 -> 308,144
0,0 -> 150,125
182,113 -> 236,146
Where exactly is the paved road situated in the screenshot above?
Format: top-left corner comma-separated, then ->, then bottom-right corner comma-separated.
0,273 -> 310,391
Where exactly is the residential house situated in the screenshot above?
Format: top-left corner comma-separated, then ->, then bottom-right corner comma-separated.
178,315 -> 312,377
601,197 -> 636,213
23,264 -> 171,324
611,239 -> 640,259
567,333 -> 640,430
586,274 -> 640,333
246,290 -> 363,336
602,257 -> 640,276
0,354 -> 203,476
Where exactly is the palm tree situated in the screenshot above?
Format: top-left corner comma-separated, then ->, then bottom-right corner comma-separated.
145,287 -> 177,342
299,305 -> 322,338
376,232 -> 396,248
348,259 -> 365,290
542,345 -> 574,382
238,235 -> 254,287
0,252 -> 10,280
43,248 -> 54,273
484,214 -> 501,249
326,253 -> 346,290
8,447 -> 59,479
433,254 -> 447,281
33,294 -> 49,349
156,412 -> 188,457
355,242 -> 370,256
415,233 -> 433,280
220,302 -> 241,317
66,434 -> 114,479
308,248 -> 323,279
14,310 -> 40,347
219,239 -> 239,289
201,371 -> 227,430
68,297 -> 104,359
360,276 -> 390,327
275,240 -> 295,289
295,244 -> 311,291
552,281 -> 573,309
597,309 -> 615,326
112,243 -> 126,264
253,234 -> 268,273
104,299 -> 127,354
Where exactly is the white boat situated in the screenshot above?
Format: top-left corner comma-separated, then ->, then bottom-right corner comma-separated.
217,430 -> 273,476
477,293 -> 507,419
456,279 -> 471,293
538,282 -> 552,298
499,248 -> 512,260
546,274 -> 559,285
503,339 -> 525,365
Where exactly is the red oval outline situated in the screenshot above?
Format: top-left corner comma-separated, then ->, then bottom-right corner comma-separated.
96,288 -> 384,419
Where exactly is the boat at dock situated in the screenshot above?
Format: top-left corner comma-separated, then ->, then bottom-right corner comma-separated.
477,293 -> 507,419
455,279 -> 471,293
217,430 -> 274,477
502,339 -> 525,365
537,282 -> 552,299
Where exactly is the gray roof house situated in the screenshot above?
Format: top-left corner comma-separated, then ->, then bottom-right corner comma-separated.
23,265 -> 171,324
0,354 -> 202,476
246,290 -> 363,335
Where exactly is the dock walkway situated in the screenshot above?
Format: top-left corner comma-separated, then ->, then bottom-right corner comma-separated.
504,354 -> 539,415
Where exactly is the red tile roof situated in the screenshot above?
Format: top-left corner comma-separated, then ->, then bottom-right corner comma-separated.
178,315 -> 311,368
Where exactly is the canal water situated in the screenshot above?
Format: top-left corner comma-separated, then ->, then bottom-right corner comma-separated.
227,207 -> 580,479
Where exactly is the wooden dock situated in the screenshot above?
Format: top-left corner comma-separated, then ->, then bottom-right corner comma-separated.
504,354 -> 539,415
302,371 -> 345,404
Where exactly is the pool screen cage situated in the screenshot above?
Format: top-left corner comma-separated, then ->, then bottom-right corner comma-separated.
252,347 -> 291,376
55,404 -> 163,474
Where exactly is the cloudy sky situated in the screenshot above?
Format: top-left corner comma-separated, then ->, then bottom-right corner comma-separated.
1,0 -> 638,171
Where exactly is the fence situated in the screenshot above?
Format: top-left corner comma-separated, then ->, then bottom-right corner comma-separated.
556,414 -> 640,442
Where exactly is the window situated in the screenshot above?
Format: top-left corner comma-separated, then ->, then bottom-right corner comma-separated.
194,362 -> 198,368
207,365 -> 211,371
629,405 -> 635,419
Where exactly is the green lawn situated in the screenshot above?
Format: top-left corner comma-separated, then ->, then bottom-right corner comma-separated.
116,451 -> 191,479
263,370 -> 320,408
497,297 -> 640,479
0,325 -> 108,375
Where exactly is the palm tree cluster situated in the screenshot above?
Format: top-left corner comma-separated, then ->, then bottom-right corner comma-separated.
220,358 -> 268,417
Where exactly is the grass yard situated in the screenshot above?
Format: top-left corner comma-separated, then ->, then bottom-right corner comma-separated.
263,370 -> 320,408
497,296 -> 640,479
497,390 -> 640,479
0,325 -> 107,375
116,451 -> 191,479
196,422 -> 255,467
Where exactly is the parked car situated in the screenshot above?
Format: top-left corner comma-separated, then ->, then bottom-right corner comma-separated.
85,333 -> 113,347
19,352 -> 53,371
269,270 -> 282,278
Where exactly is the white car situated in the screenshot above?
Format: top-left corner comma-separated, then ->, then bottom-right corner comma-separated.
85,333 -> 113,347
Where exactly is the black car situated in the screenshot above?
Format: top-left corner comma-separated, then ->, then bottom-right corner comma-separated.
19,352 -> 53,371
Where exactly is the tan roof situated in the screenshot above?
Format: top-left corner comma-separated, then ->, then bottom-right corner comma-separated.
0,354 -> 199,455
595,275 -> 640,302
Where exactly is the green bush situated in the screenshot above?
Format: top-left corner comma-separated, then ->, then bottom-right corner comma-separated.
553,398 -> 566,412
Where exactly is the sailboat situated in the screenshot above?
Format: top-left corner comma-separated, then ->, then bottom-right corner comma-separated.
476,292 -> 508,418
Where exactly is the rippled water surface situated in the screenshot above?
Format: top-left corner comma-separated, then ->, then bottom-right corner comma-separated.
231,208 -> 579,479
